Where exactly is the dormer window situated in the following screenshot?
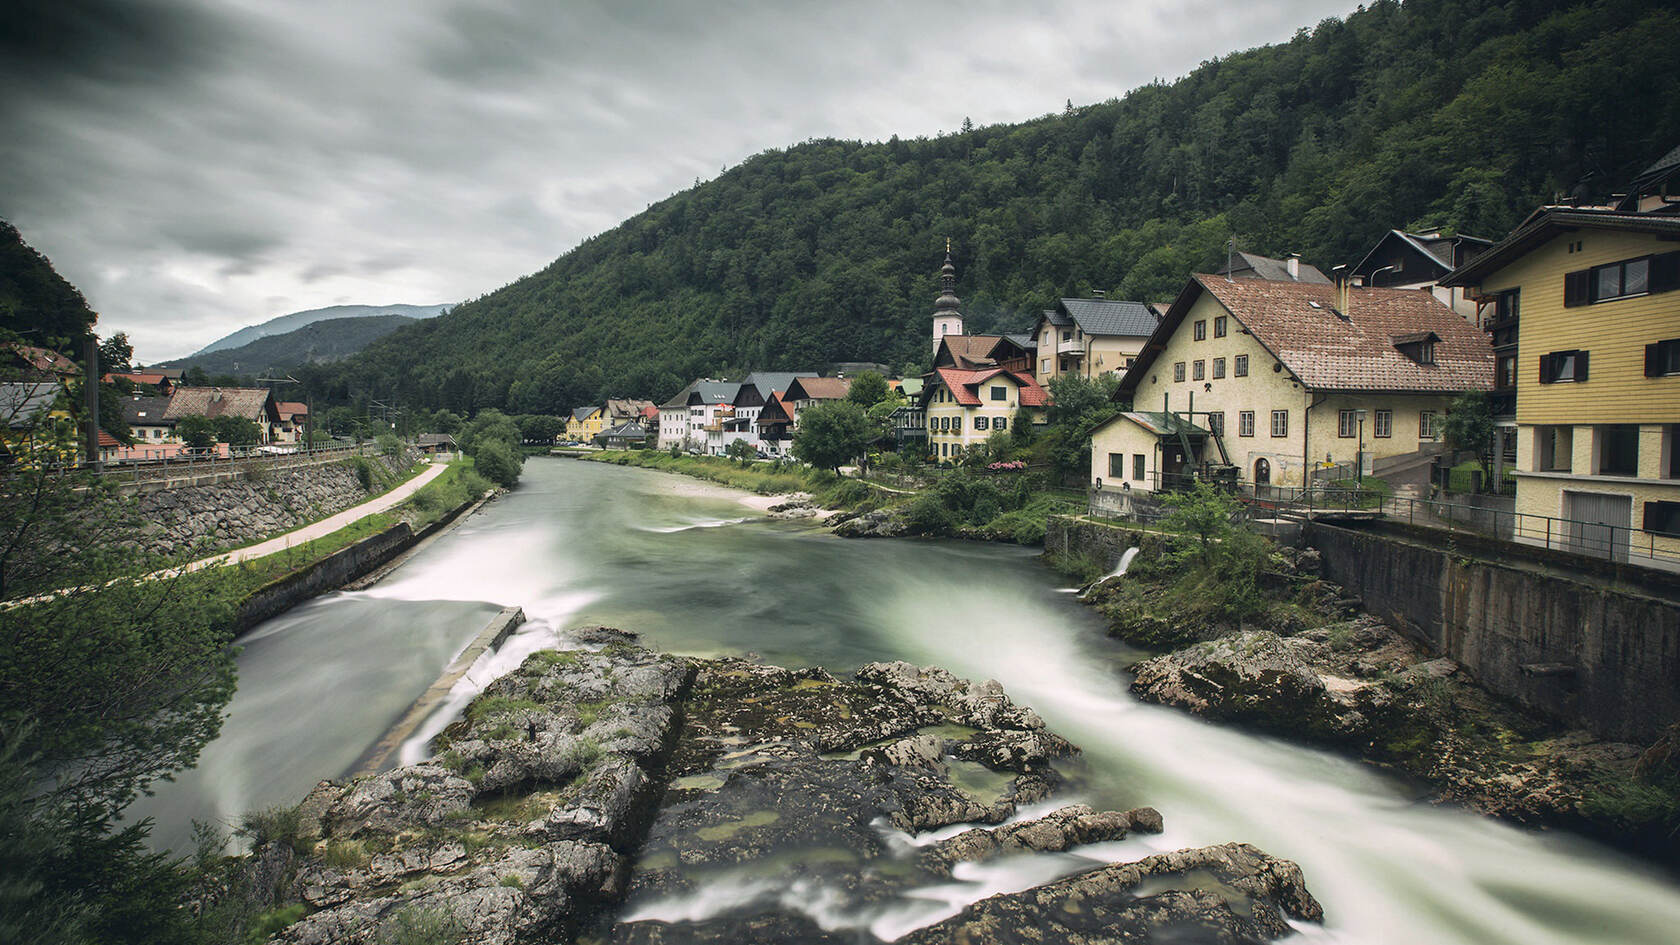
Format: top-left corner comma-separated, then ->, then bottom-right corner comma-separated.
1392,331 -> 1440,365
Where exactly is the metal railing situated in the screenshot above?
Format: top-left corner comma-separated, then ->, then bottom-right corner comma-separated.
103,443 -> 376,484
1085,479 -> 1680,572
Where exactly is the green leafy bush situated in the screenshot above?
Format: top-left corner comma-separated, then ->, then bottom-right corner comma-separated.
472,440 -> 523,488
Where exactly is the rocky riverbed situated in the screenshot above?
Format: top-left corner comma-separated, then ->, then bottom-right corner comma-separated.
223,628 -> 1324,943
1075,536 -> 1680,862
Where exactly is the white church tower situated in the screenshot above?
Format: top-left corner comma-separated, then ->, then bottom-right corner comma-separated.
931,239 -> 964,352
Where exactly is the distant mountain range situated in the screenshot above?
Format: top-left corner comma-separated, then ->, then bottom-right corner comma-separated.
156,313 -> 431,378
185,303 -> 451,358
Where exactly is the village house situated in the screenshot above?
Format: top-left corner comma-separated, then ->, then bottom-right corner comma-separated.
922,367 -> 1049,461
164,386 -> 279,445
123,395 -> 176,446
781,376 -> 850,428
0,380 -> 75,466
1030,295 -> 1157,383
754,391 -> 797,456
1439,158 -> 1680,565
105,369 -> 177,394
1350,229 -> 1492,324
598,420 -> 650,450
706,371 -> 817,456
656,380 -> 739,451
1091,274 -> 1493,494
933,334 -> 1034,373
273,401 -> 309,443
566,405 -> 605,442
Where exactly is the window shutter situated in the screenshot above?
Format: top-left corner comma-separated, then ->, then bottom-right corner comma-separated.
1576,351 -> 1588,381
1563,269 -> 1590,307
1645,502 -> 1657,532
1651,251 -> 1680,294
1538,354 -> 1552,384
1650,343 -> 1664,377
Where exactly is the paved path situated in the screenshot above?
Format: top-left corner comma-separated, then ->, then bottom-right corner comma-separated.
183,461 -> 449,573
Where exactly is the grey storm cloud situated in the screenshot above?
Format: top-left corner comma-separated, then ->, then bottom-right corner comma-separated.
1,0 -> 1354,361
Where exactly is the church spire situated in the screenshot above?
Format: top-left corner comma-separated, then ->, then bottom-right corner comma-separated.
931,240 -> 964,353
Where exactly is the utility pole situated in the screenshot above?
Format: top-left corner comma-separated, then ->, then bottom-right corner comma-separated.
82,336 -> 102,472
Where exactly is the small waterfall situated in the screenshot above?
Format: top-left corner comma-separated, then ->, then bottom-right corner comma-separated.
1079,546 -> 1140,597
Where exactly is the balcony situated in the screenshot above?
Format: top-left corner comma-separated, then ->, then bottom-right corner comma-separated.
1056,338 -> 1085,357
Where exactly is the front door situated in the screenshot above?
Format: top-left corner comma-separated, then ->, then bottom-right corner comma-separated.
1253,457 -> 1271,487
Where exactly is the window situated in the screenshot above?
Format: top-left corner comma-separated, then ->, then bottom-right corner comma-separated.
1062,330 -> 1072,342
1041,358 -> 1050,374
1214,316 -> 1228,338
1130,454 -> 1143,480
1124,357 -> 1135,369
1234,354 -> 1249,377
995,416 -> 1007,431
1212,358 -> 1226,379
1669,425 -> 1680,479
1173,362 -> 1186,382
1536,425 -> 1573,472
1194,320 -> 1207,341
1494,289 -> 1519,323
1271,410 -> 1288,437
1208,411 -> 1224,435
1539,350 -> 1588,383
1192,360 -> 1205,381
975,415 -> 989,431
1647,339 -> 1680,377
1338,410 -> 1358,438
1109,453 -> 1125,478
1238,411 -> 1255,437
1596,425 -> 1639,477
990,386 -> 1007,401
1645,501 -> 1680,538
941,442 -> 947,457
1565,252 -> 1679,306
1419,411 -> 1440,440
1498,354 -> 1517,389
1374,409 -> 1392,438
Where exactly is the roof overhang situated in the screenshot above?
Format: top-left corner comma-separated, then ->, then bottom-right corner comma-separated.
1441,209 -> 1680,287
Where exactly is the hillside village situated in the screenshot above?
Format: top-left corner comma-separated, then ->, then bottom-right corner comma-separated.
7,145 -> 1679,571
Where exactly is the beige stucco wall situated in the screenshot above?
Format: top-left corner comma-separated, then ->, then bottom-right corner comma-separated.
927,374 -> 1041,459
1035,321 -> 1147,382
1117,291 -> 1462,489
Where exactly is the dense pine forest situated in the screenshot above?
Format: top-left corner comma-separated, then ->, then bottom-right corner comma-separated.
312,0 -> 1680,414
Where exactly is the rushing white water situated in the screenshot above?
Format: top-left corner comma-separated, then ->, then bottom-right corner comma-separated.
141,459 -> 1680,943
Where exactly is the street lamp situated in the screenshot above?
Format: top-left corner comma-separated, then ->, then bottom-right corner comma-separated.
1355,409 -> 1368,483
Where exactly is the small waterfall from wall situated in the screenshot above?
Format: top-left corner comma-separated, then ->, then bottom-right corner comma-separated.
1080,546 -> 1140,597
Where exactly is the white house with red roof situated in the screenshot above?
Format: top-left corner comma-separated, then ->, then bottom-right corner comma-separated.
922,367 -> 1049,461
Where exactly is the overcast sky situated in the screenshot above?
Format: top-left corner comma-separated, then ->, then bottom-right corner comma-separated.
2,0 -> 1353,362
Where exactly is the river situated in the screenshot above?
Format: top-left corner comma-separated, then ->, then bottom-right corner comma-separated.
139,458 -> 1680,944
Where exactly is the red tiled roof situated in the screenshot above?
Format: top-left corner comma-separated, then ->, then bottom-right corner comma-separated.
98,430 -> 119,447
931,368 -> 1050,407
106,371 -> 169,386
1121,276 -> 1491,396
6,343 -> 77,376
275,401 -> 308,418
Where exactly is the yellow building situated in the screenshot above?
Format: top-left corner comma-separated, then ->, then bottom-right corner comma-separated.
923,367 -> 1049,462
1091,275 -> 1492,492
1031,297 -> 1156,383
567,405 -> 605,442
1442,205 -> 1680,566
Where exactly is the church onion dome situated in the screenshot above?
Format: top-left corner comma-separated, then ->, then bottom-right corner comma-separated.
934,243 -> 962,313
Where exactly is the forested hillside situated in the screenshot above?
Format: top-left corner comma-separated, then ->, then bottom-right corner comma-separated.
0,220 -> 97,354
321,0 -> 1680,415
161,314 -> 417,377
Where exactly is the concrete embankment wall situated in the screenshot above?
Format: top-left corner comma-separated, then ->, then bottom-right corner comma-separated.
1305,520 -> 1680,743
1043,516 -> 1175,571
234,497 -> 478,633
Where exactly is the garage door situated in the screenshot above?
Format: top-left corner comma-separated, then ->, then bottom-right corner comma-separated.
1563,490 -> 1631,562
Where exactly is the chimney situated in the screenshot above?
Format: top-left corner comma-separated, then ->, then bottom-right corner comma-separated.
1286,254 -> 1301,280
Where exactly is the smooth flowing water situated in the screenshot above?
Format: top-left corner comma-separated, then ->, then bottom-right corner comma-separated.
142,459 -> 1680,943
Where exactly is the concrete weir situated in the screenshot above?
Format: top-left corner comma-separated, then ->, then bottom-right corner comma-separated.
348,605 -> 527,777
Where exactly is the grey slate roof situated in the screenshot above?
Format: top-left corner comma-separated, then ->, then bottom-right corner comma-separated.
1002,332 -> 1037,351
0,381 -> 62,429
1217,251 -> 1333,285
1057,298 -> 1159,337
737,371 -> 817,401
571,405 -> 598,421
689,381 -> 740,405
122,395 -> 175,426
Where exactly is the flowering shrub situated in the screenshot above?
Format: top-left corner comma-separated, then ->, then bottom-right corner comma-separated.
987,460 -> 1026,471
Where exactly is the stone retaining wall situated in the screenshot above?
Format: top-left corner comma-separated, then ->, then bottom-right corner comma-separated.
137,450 -> 418,556
1305,520 -> 1680,743
1043,515 -> 1175,571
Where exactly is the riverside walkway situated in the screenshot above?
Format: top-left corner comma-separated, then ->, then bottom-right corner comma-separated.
182,461 -> 448,573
